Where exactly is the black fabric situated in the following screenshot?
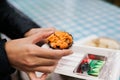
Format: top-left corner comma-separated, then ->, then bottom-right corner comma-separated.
0,39 -> 15,80
0,0 -> 40,39
0,76 -> 12,80
0,0 -> 41,80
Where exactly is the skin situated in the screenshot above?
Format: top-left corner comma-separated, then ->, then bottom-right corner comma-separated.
5,27 -> 73,80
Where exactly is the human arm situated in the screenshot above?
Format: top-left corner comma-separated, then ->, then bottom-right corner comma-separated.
0,0 -> 41,79
0,1 -> 73,80
0,0 -> 40,39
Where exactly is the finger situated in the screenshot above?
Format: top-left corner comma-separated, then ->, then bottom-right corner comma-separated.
28,57 -> 59,67
37,27 -> 56,33
28,72 -> 48,80
28,29 -> 55,44
33,47 -> 73,59
39,73 -> 48,80
33,65 -> 57,73
25,27 -> 55,37
27,72 -> 37,80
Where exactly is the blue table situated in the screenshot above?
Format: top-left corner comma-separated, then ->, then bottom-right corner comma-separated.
8,0 -> 120,80
8,0 -> 120,41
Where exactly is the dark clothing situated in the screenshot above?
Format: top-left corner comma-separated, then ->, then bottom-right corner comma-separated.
0,0 -> 40,39
0,39 -> 15,80
0,0 -> 40,80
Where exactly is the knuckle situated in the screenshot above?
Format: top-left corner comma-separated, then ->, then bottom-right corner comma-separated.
52,54 -> 58,59
47,67 -> 53,73
50,60 -> 58,65
26,46 -> 33,53
54,60 -> 59,64
24,59 -> 35,67
49,66 -> 56,72
25,46 -> 35,56
52,53 -> 62,59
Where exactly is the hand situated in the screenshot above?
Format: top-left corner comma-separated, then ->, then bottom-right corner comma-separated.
5,28 -> 73,73
25,27 -> 56,46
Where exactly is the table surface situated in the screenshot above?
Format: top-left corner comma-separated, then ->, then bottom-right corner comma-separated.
8,0 -> 120,80
8,0 -> 120,42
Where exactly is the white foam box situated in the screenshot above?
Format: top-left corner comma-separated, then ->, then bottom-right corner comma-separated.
37,35 -> 120,80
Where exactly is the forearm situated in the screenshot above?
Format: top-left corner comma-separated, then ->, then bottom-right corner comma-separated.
0,0 -> 40,39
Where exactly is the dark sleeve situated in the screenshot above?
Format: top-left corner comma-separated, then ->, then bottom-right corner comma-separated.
0,39 -> 15,79
0,0 -> 41,39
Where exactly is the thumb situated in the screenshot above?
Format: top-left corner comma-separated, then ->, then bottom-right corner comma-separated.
27,72 -> 48,80
27,30 -> 55,44
39,73 -> 48,80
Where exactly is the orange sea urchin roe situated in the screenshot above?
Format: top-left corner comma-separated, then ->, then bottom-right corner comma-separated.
47,31 -> 73,49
